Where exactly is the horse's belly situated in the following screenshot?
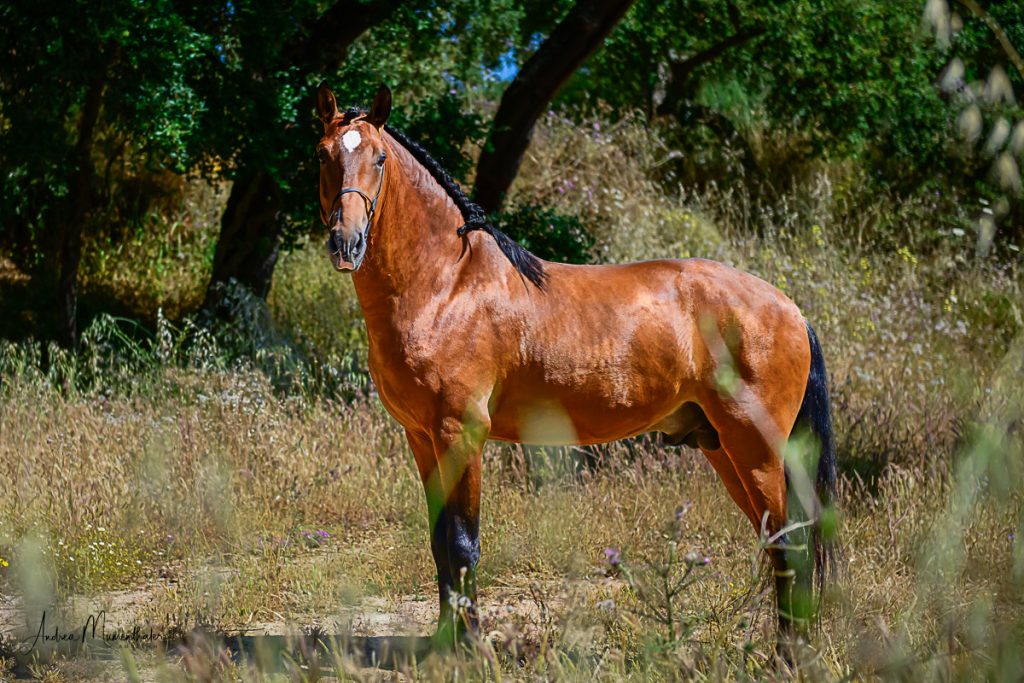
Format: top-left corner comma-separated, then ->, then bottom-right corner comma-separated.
488,359 -> 693,445
489,395 -> 682,445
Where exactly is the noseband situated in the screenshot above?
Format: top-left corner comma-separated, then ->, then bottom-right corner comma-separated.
328,162 -> 386,235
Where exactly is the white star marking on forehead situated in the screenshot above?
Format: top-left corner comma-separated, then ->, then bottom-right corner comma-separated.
341,130 -> 362,152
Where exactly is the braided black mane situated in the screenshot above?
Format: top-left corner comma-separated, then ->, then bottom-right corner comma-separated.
339,108 -> 546,288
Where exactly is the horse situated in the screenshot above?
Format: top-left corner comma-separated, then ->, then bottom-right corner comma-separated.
313,83 -> 838,648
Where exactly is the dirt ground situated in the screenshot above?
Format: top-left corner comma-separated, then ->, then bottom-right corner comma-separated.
0,556 -> 622,681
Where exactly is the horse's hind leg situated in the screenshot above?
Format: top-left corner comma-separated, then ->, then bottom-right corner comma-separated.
661,403 -> 760,527
701,448 -> 759,530
698,392 -> 806,641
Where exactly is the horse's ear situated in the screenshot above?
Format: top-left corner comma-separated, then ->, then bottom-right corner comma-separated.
316,82 -> 338,125
367,84 -> 392,129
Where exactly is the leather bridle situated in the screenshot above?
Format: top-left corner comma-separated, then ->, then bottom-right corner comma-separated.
327,160 -> 386,235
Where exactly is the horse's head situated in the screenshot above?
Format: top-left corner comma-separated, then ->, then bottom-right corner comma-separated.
316,83 -> 392,272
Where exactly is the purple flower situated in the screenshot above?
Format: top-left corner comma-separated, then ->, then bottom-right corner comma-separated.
603,547 -> 621,567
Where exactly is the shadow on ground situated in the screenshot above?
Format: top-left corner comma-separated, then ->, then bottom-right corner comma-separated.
4,630 -> 436,678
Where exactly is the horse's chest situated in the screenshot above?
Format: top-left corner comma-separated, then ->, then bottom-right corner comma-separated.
366,342 -> 452,427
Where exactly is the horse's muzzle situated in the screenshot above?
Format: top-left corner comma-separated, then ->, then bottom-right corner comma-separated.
327,229 -> 366,272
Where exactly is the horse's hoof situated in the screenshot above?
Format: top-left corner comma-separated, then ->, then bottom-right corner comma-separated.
431,620 -> 479,652
774,631 -> 810,670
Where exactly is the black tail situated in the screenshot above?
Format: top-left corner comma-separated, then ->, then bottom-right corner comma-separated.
793,320 -> 838,594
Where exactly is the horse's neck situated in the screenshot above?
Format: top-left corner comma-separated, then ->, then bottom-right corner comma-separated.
350,136 -> 467,333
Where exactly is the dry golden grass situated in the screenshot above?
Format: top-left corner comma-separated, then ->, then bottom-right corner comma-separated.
1,364 -> 1021,680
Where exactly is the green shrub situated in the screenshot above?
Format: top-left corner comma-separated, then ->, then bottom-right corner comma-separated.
492,202 -> 595,264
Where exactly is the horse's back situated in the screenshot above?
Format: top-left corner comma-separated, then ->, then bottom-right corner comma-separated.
536,256 -> 807,361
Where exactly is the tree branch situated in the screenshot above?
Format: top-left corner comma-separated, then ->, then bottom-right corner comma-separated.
659,26 -> 765,113
726,1 -> 742,33
204,0 -> 401,305
284,0 -> 401,74
473,0 -> 636,212
956,0 -> 1024,83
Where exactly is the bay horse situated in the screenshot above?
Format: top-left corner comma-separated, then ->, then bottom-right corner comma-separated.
313,84 -> 837,647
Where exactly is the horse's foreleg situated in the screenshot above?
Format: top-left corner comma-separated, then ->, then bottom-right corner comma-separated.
432,413 -> 488,641
405,429 -> 454,634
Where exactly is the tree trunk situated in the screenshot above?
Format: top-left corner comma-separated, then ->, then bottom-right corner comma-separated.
54,71 -> 105,347
203,169 -> 282,309
202,0 -> 399,310
472,0 -> 636,213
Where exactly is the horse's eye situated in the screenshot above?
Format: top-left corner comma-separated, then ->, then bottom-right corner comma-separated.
317,147 -> 329,164
377,151 -> 386,166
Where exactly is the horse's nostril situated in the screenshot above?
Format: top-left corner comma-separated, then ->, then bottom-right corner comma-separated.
328,231 -> 365,264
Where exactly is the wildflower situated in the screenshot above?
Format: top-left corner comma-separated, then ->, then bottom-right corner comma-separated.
0,557 -> 8,568
897,246 -> 918,266
684,552 -> 710,567
603,547 -> 621,567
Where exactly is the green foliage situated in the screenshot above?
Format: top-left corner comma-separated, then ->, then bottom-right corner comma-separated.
755,0 -> 946,161
391,94 -> 488,181
561,0 -> 1022,198
0,0 -> 210,272
0,295 -> 367,403
3,0 -> 1024,343
492,202 -> 595,264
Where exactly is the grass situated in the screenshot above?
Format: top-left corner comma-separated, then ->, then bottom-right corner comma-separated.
0,111 -> 1023,680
